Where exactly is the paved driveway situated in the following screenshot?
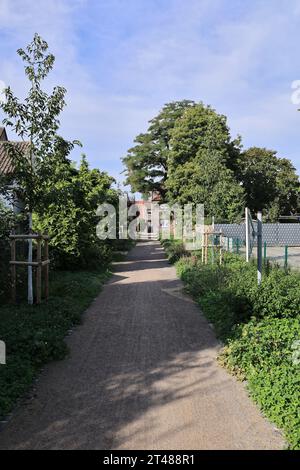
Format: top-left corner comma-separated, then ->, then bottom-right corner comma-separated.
0,241 -> 284,449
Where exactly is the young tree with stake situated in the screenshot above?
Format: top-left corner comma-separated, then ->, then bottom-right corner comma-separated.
0,34 -> 74,304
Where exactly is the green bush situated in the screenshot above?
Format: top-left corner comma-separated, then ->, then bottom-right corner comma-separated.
220,317 -> 300,449
170,245 -> 300,449
0,204 -> 23,303
162,239 -> 189,264
176,254 -> 256,338
33,155 -> 119,270
221,317 -> 300,374
252,269 -> 300,319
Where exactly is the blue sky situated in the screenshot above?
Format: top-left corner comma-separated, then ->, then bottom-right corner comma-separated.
0,0 -> 300,186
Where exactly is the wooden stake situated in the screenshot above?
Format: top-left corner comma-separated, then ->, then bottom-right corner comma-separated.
11,239 -> 16,303
45,238 -> 49,301
36,238 -> 42,304
9,233 -> 50,303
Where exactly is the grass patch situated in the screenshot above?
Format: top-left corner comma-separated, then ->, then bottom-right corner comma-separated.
0,267 -> 110,419
167,242 -> 300,449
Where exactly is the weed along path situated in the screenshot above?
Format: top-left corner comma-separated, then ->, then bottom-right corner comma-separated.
0,242 -> 284,450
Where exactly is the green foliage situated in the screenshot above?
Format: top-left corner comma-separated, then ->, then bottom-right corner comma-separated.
252,268 -> 300,319
167,149 -> 245,222
33,153 -> 118,269
124,99 -> 299,223
171,247 -> 300,449
221,317 -> 300,449
161,238 -> 189,264
123,100 -> 195,199
0,34 -> 76,213
0,202 -> 26,303
164,102 -> 244,221
221,317 -> 300,375
240,147 -> 299,219
0,267 -> 110,419
168,103 -> 239,170
0,203 -> 15,302
248,363 -> 299,448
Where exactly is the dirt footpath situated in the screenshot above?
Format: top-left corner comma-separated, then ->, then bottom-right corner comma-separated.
0,241 -> 284,449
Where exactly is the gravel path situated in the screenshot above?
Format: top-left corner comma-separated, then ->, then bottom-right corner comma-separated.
0,241 -> 284,450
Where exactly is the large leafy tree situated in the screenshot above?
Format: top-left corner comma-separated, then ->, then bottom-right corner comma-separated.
122,100 -> 195,199
167,149 -> 245,222
240,147 -> 299,219
166,102 -> 243,220
167,102 -> 240,174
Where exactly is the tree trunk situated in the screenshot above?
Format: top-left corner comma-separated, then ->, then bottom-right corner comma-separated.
28,212 -> 33,304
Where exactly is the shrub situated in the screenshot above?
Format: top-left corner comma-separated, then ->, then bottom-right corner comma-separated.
252,269 -> 300,319
176,254 -> 257,338
221,317 -> 300,374
33,155 -> 119,270
220,317 -> 300,449
0,204 -> 22,303
162,239 -> 189,264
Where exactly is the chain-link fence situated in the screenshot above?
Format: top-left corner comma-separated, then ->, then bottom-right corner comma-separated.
215,223 -> 300,246
216,223 -> 300,270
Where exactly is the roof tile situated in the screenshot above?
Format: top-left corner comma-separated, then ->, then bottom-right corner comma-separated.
0,141 -> 30,175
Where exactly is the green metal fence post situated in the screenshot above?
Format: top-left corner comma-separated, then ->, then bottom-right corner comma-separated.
284,245 -> 288,271
264,241 -> 267,261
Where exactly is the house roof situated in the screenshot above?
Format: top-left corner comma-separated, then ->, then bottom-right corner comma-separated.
0,141 -> 30,175
0,127 -> 8,141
